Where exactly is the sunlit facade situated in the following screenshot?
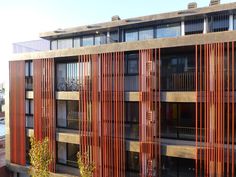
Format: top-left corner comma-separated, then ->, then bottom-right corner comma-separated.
7,1 -> 236,177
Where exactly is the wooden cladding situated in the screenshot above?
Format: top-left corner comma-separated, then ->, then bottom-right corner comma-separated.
78,53 -> 125,177
33,59 -> 56,172
195,43 -> 235,177
9,61 -> 26,165
139,49 -> 161,177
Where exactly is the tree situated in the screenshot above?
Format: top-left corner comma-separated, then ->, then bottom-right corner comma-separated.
29,136 -> 53,177
77,152 -> 95,177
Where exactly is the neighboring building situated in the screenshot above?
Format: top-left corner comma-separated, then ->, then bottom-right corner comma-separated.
7,0 -> 236,177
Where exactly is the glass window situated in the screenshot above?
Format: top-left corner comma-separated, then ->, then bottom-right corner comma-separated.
58,38 -> 73,49
125,102 -> 139,140
57,142 -> 80,168
74,37 -> 81,48
125,30 -> 138,42
161,156 -> 195,177
126,151 -> 139,173
126,53 -> 139,75
161,103 -> 196,140
57,101 -> 67,128
185,18 -> 204,35
156,23 -> 181,38
82,36 -> 94,46
26,137 -> 31,164
234,15 -> 236,30
26,99 -> 34,128
208,14 -> 229,32
56,62 -> 78,91
110,31 -> 119,43
57,142 -> 67,164
67,143 -> 79,167
51,40 -> 57,50
139,28 -> 154,40
25,61 -> 33,77
95,36 -> 101,45
25,61 -> 33,91
57,101 -> 80,130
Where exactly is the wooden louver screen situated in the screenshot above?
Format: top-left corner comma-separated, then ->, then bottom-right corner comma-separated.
139,49 -> 161,177
9,61 -> 26,165
195,43 -> 235,177
33,59 -> 56,172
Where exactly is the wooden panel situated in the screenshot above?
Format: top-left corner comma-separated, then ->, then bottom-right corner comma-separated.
139,49 -> 161,177
9,61 -> 26,165
33,58 -> 56,172
196,42 -> 235,177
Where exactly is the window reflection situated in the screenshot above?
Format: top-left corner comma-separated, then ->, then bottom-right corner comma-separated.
82,36 -> 94,46
185,18 -> 204,35
208,14 -> 229,32
57,101 -> 80,130
139,28 -> 154,40
161,103 -> 196,140
125,102 -> 139,140
126,151 -> 140,175
125,30 -> 138,42
157,23 -> 181,38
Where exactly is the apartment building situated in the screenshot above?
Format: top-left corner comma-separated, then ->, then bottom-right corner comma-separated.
7,0 -> 236,176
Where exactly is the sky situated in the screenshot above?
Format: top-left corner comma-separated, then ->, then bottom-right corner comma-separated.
0,0 -> 235,83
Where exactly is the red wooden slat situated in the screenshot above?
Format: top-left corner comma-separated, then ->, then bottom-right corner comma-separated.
9,61 -> 26,165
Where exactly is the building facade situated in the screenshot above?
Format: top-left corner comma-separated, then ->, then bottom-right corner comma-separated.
7,1 -> 236,177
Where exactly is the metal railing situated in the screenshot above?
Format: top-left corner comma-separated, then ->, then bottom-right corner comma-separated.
162,71 -> 195,91
57,78 -> 91,92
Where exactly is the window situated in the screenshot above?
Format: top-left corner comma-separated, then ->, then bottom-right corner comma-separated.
126,151 -> 139,173
25,99 -> 34,128
57,101 -> 80,130
82,36 -> 94,46
26,137 -> 31,164
161,156 -> 195,177
139,28 -> 154,40
95,34 -> 107,45
57,142 -> 80,168
110,31 -> 119,43
95,36 -> 101,45
185,18 -> 204,35
161,103 -> 196,140
208,14 -> 229,32
56,62 -> 78,91
234,15 -> 236,30
125,102 -> 139,140
74,37 -> 81,48
161,54 -> 195,91
125,52 -> 139,91
156,23 -> 181,38
51,40 -> 57,50
58,38 -> 73,49
25,61 -> 33,91
125,30 -> 138,42
125,53 -> 139,75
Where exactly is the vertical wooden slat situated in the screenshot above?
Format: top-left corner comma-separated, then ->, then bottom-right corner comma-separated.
9,61 -> 26,165
33,58 -> 55,172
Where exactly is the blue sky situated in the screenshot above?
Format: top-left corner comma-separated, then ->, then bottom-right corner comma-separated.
0,0 -> 235,82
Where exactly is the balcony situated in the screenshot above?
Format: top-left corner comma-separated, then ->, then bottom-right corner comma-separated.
57,78 -> 91,92
162,71 -> 195,91
161,126 -> 203,140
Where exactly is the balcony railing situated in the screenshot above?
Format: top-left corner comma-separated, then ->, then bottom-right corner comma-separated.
162,71 -> 195,91
57,78 -> 91,92
161,126 -> 204,140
